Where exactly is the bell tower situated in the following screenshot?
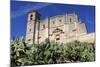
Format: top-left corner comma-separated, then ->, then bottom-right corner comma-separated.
25,10 -> 40,45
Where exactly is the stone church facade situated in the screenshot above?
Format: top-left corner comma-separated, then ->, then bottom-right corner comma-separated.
25,10 -> 95,45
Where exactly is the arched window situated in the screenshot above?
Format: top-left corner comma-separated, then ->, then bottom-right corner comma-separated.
30,14 -> 33,20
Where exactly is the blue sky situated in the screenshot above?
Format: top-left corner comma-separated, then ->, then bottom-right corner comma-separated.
11,1 -> 95,39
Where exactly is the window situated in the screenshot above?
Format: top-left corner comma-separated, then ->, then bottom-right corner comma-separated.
29,29 -> 31,32
70,18 -> 72,22
43,24 -> 45,29
56,38 -> 60,40
38,36 -> 41,39
59,19 -> 62,22
30,14 -> 33,20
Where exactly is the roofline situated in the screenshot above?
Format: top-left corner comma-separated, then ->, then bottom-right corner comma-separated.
27,10 -> 41,16
40,12 -> 78,21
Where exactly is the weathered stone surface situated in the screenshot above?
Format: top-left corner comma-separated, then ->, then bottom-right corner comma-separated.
25,11 -> 95,45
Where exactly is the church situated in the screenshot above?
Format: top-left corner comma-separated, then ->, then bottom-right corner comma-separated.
25,10 -> 95,45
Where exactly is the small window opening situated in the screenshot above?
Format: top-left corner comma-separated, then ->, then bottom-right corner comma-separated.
38,36 -> 41,39
29,29 -> 31,32
56,38 -> 60,40
30,14 -> 33,20
59,19 -> 62,22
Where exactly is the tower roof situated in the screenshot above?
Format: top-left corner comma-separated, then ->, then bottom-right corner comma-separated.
27,10 -> 40,16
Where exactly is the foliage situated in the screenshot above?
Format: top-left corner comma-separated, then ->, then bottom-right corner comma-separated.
11,38 -> 95,67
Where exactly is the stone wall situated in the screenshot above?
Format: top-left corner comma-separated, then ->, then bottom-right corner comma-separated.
26,11 -> 95,45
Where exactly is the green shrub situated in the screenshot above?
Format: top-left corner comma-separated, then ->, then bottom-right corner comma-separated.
11,38 -> 95,66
